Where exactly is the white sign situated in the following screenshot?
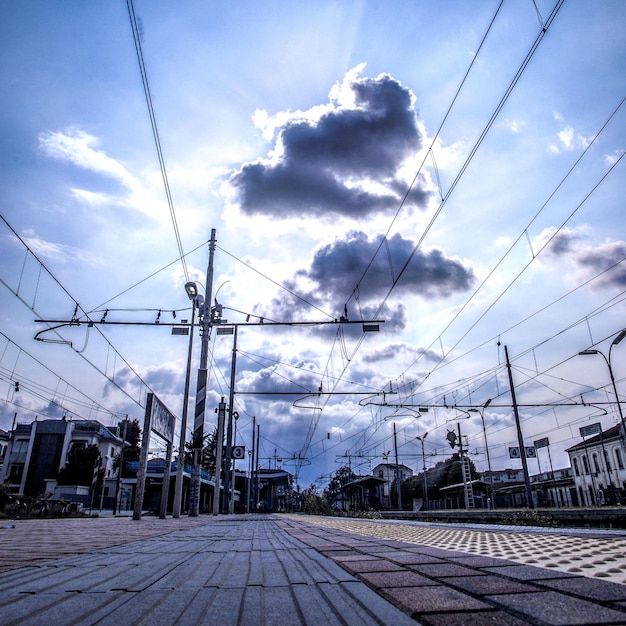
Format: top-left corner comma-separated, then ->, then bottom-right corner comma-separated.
148,393 -> 176,443
509,447 -> 520,459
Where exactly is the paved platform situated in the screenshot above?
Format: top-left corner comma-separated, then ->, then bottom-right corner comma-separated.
2,514 -> 626,624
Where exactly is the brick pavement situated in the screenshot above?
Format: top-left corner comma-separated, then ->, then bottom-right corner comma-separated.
0,515 -> 416,626
2,514 -> 626,624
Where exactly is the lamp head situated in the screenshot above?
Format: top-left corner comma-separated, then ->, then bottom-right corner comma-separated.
185,281 -> 199,300
579,349 -> 599,356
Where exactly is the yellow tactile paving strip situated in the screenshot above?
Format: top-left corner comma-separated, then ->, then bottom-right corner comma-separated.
292,516 -> 626,586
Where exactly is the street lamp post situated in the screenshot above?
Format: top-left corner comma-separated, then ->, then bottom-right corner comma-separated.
173,281 -> 202,518
469,398 -> 495,508
579,328 -> 626,441
415,432 -> 428,511
189,229 -> 217,517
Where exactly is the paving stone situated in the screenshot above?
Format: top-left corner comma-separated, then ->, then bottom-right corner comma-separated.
326,553 -> 382,562
485,590 -> 626,625
482,563 -> 577,582
535,575 -> 626,602
438,573 -> 539,595
356,549 -> 445,565
380,583 -> 493,615
421,610 -> 536,625
326,581 -> 417,626
359,569 -> 439,588
408,562 -> 485,578
340,558 -> 405,574
446,554 -> 517,568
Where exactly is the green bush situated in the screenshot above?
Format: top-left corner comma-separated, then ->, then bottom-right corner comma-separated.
498,510 -> 557,527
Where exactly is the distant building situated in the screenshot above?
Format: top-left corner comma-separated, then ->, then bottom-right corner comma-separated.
480,466 -> 576,508
565,423 -> 626,506
0,429 -> 9,479
372,462 -> 413,508
256,468 -> 294,512
0,418 -> 123,496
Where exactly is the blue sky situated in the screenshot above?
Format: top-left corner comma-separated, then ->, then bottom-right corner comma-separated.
1,0 -> 625,490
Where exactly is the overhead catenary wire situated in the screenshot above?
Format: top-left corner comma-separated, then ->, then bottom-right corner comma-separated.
0,214 -> 158,411
125,0 -> 189,284
394,97 -> 626,391
294,0 -> 567,474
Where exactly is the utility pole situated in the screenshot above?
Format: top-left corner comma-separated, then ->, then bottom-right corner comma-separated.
247,415 -> 256,513
113,417 -> 127,515
189,229 -> 217,516
222,325 -> 238,514
393,423 -> 402,511
254,423 -> 260,511
173,294 -> 196,518
505,345 -> 534,509
212,397 -> 226,515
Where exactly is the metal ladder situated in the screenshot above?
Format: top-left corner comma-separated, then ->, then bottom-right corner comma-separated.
461,454 -> 475,510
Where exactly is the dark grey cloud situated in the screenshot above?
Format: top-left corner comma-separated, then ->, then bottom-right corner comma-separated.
577,242 -> 626,288
543,230 -> 626,289
543,229 -> 581,256
362,344 -> 440,364
301,231 -> 474,300
261,231 -> 473,322
229,70 -> 430,218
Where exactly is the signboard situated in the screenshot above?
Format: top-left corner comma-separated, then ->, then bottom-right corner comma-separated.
133,393 -> 178,521
534,437 -> 550,449
232,445 -> 245,460
148,393 -> 176,442
580,423 -> 602,438
509,446 -> 536,459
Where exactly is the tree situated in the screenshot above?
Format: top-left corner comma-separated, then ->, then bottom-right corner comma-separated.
326,465 -> 356,508
301,484 -> 332,515
57,444 -> 102,489
112,418 -> 141,478
183,426 -> 218,475
403,454 -> 479,505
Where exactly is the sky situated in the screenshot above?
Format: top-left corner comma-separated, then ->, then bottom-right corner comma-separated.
1,0 -> 625,491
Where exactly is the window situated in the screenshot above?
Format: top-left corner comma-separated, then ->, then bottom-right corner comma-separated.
593,453 -> 600,473
9,439 -> 29,463
616,449 -> 624,470
572,458 -> 580,476
582,455 -> 590,475
604,449 -> 612,472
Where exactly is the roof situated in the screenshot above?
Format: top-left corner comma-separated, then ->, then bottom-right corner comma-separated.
372,463 -> 413,472
344,476 -> 386,489
565,423 -> 623,453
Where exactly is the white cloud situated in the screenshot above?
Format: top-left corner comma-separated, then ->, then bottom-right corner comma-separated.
502,118 -> 525,133
605,149 -> 625,166
18,229 -> 99,266
39,128 -> 138,190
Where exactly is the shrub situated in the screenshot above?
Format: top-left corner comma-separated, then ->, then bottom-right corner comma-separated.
498,510 -> 557,527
